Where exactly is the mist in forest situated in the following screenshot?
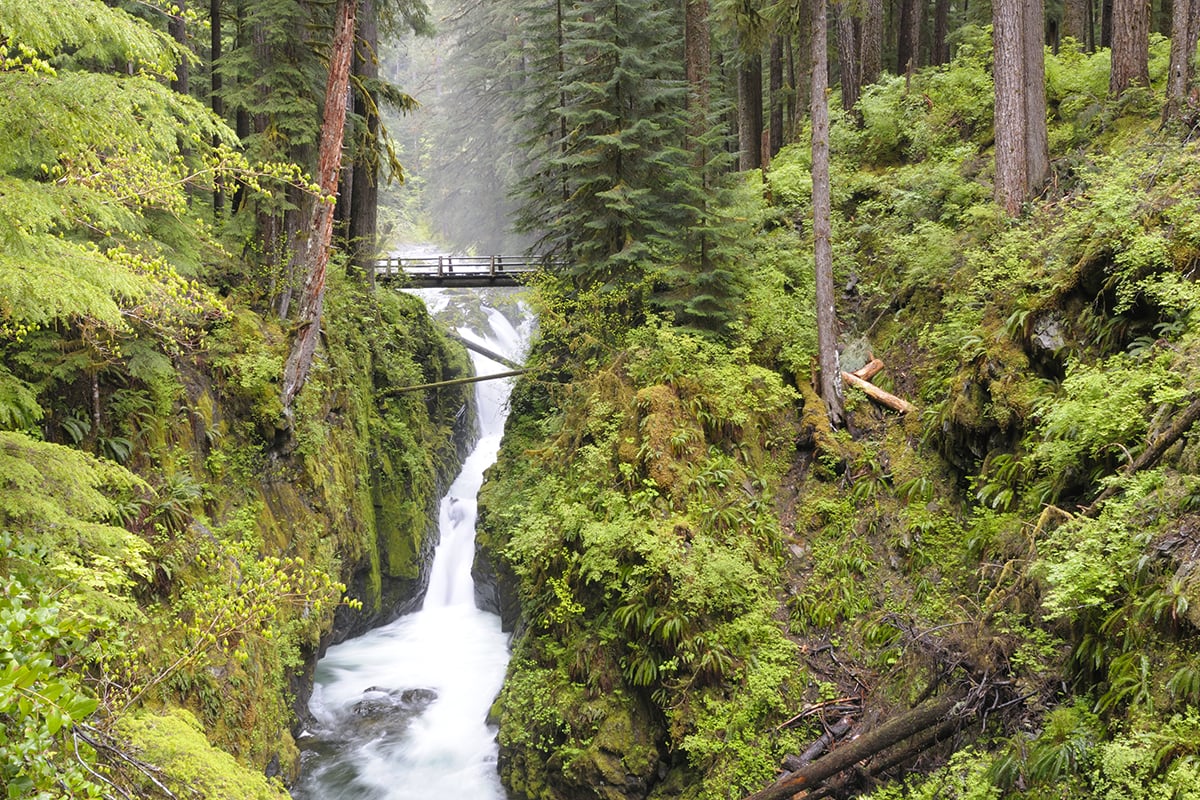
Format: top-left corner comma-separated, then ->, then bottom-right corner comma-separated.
379,1 -> 534,255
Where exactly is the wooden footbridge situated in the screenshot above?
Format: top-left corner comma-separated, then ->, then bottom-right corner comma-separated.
374,255 -> 548,287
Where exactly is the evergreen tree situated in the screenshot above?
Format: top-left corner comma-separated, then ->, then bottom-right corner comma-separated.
0,0 -> 231,341
517,1 -> 699,285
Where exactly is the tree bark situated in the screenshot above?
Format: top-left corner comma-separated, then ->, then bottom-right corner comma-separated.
1063,0 -> 1089,44
860,0 -> 883,84
1102,0 -> 1115,47
170,1 -> 189,95
685,0 -> 712,158
1110,0 -> 1152,96
993,0 -> 1028,215
742,695 -> 962,800
280,0 -> 357,415
1164,0 -> 1198,123
837,2 -> 861,112
792,0 -> 815,131
211,0 -> 224,216
812,0 -> 844,426
897,0 -> 922,73
770,35 -> 785,157
1023,0 -> 1050,190
933,0 -> 951,64
738,53 -> 764,170
993,0 -> 1049,214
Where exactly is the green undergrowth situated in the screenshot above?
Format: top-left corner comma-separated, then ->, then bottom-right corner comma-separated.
785,33 -> 1200,800
485,32 -> 1200,800
479,320 -> 810,799
0,265 -> 469,794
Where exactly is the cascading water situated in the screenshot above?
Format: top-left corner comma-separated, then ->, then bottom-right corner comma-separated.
293,285 -> 530,800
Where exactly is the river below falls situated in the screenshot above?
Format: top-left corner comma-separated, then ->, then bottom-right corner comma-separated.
292,284 -> 529,800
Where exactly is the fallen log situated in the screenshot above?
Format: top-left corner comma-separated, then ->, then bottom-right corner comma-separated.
742,694 -> 962,800
781,715 -> 856,772
841,370 -> 916,414
776,697 -> 861,731
381,368 -> 532,395
852,358 -> 884,381
805,716 -> 965,800
446,331 -> 525,371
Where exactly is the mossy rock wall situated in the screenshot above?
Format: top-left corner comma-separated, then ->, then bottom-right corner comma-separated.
0,271 -> 473,787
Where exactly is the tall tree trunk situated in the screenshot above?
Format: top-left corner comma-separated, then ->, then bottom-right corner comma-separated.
349,0 -> 379,286
1163,0 -> 1197,122
837,2 -> 861,111
793,0 -> 815,131
860,0 -> 884,83
211,0 -> 224,216
1063,0 -> 1089,44
170,1 -> 189,94
897,0 -> 922,73
812,0 -> 844,426
994,0 -> 1029,215
769,35 -> 785,157
685,0 -> 712,166
281,0 -> 357,414
1024,0 -> 1050,190
1101,0 -> 1114,46
1110,0 -> 1151,95
738,54 -> 764,170
933,0 -> 951,64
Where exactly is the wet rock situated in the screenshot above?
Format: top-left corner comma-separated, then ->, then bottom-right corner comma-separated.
1031,313 -> 1066,354
352,687 -> 438,717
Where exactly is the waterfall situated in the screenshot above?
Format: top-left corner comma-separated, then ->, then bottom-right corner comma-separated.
293,286 -> 529,800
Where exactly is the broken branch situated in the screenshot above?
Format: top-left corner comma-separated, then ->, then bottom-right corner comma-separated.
841,370 -> 916,414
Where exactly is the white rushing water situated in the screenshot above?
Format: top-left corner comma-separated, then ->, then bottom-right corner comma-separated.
294,287 -> 529,800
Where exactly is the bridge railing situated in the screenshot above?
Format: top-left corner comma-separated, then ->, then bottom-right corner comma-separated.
374,255 -> 556,279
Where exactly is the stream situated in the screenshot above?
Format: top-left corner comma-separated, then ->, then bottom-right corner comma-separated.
292,284 -> 530,800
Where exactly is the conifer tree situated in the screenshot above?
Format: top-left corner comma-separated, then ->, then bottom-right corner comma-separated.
517,0 -> 700,286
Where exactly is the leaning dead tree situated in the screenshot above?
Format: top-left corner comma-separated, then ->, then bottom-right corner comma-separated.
280,0 -> 358,416
1084,393 -> 1200,516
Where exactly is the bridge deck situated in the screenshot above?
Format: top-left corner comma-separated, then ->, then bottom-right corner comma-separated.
374,255 -> 542,287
